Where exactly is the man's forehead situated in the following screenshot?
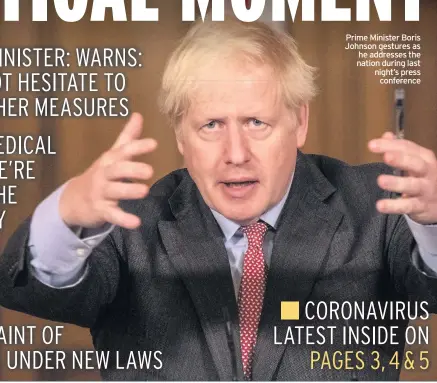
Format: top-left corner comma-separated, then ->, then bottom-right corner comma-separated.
190,79 -> 279,114
191,65 -> 278,100
193,77 -> 275,99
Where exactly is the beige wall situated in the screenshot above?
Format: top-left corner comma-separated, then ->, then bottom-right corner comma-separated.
0,1 -> 436,380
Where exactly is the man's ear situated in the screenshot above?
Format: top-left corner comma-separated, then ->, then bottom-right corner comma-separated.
295,103 -> 309,148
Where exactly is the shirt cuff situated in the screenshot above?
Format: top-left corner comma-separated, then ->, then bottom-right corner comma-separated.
30,263 -> 91,289
29,182 -> 113,275
405,214 -> 437,275
404,215 -> 437,256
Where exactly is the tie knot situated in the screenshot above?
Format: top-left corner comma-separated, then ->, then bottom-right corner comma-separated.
241,221 -> 268,246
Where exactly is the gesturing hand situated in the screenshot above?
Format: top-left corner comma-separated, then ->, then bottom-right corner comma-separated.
369,132 -> 437,225
59,113 -> 157,230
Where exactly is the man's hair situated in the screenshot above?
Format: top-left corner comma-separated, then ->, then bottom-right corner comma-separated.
158,17 -> 317,128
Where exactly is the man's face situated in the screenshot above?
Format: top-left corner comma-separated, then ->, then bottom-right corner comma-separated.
177,60 -> 309,225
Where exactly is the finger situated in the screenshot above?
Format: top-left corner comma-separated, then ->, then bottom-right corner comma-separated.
376,197 -> 425,215
105,161 -> 154,181
377,175 -> 424,196
112,113 -> 144,149
116,138 -> 158,160
102,206 -> 141,229
383,151 -> 428,177
368,138 -> 428,156
103,182 -> 149,200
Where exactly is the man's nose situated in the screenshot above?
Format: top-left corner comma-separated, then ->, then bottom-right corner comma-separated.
224,125 -> 251,165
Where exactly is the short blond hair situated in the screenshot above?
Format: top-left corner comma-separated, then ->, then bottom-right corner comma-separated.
159,17 -> 317,128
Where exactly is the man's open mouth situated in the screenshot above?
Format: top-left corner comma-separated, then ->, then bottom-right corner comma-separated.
223,181 -> 258,187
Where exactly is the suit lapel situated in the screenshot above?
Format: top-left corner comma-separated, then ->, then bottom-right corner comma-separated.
252,152 -> 344,380
158,174 -> 242,381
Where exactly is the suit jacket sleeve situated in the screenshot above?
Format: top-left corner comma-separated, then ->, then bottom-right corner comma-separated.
0,216 -> 121,328
386,212 -> 437,311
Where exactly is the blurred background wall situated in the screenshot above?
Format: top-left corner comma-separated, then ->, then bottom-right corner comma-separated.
0,0 -> 436,380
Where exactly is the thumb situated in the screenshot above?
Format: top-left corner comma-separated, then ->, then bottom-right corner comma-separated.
112,113 -> 144,149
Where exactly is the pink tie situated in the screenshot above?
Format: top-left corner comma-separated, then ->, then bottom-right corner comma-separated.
238,221 -> 268,380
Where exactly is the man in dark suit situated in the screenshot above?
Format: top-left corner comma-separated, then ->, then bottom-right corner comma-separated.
1,18 -> 437,381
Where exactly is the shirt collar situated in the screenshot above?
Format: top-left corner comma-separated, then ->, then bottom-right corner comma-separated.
210,173 -> 294,242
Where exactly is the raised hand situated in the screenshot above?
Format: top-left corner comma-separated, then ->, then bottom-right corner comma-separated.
59,113 -> 157,229
369,132 -> 437,225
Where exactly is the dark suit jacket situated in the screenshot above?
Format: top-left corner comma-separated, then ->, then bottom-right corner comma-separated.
1,151 -> 437,380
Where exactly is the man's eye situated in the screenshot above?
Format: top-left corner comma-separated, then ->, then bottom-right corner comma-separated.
203,121 -> 217,129
250,119 -> 266,127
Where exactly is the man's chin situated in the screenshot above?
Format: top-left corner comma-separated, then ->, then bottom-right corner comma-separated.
209,187 -> 267,224
215,205 -> 265,226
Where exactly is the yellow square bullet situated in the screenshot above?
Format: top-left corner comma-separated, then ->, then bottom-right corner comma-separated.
281,301 -> 299,320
